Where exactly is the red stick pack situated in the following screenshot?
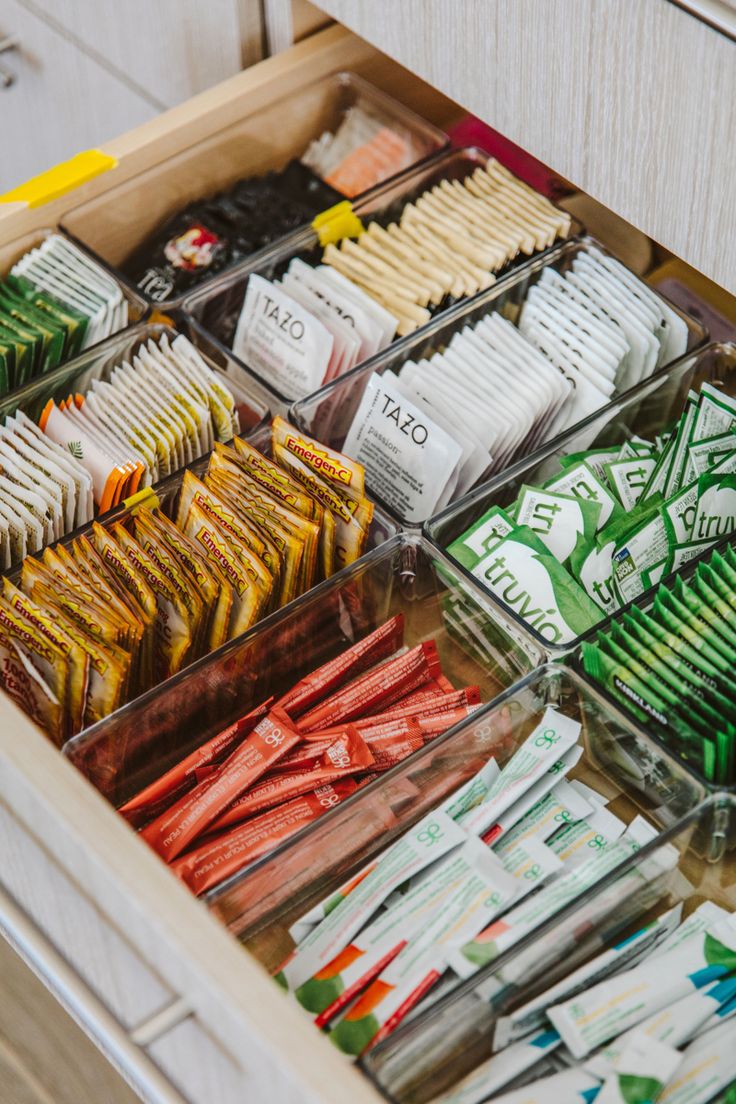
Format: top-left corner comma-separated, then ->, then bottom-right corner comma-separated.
141,706 -> 301,861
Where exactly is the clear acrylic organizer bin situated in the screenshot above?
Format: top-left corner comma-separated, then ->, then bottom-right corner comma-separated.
362,791 -> 735,1103
571,519 -> 736,794
60,72 -> 449,312
289,235 -> 707,527
206,661 -> 703,973
180,146 -> 580,409
63,533 -> 544,889
0,227 -> 147,373
425,342 -> 736,658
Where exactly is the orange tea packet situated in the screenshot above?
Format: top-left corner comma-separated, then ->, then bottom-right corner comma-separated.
0,594 -> 69,743
0,622 -> 63,738
271,417 -> 365,498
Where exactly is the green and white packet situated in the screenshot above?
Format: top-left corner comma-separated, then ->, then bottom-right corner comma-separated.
471,525 -> 601,643
545,459 -> 623,528
447,505 -> 516,572
514,485 -> 601,563
604,456 -> 657,510
594,1032 -> 681,1104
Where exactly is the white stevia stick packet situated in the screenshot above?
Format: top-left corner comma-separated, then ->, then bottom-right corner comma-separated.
657,1018 -> 736,1104
343,370 -> 463,522
233,273 -> 333,397
594,1032 -> 681,1104
435,1025 -> 563,1104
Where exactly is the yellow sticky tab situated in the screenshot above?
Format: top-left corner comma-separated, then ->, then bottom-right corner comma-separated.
0,150 -> 117,209
313,201 -> 364,247
123,487 -> 161,515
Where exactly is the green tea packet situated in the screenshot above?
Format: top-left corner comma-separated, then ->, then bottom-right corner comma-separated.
447,504 -> 516,572
0,284 -> 65,372
544,460 -> 623,528
513,485 -> 601,563
683,427 -> 736,483
4,274 -> 87,359
691,469 -> 736,543
470,524 -> 600,643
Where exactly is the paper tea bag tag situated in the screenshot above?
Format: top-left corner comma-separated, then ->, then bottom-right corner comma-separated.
233,273 -> 333,398
343,371 -> 463,523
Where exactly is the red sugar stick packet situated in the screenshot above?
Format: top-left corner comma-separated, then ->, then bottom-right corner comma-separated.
118,698 -> 273,827
275,615 -> 404,718
141,706 -> 301,862
171,780 -> 359,896
297,641 -> 442,733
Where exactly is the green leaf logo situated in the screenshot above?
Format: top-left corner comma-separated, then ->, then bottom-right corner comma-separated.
618,1073 -> 664,1104
67,440 -> 83,460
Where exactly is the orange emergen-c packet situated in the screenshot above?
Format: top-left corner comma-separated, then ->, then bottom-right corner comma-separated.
181,501 -> 267,638
0,594 -> 69,743
2,578 -> 89,737
170,780 -> 359,897
230,439 -> 317,518
141,706 -> 302,861
139,507 -> 233,653
271,416 -> 365,498
0,622 -> 62,736
110,521 -> 194,680
118,697 -> 273,828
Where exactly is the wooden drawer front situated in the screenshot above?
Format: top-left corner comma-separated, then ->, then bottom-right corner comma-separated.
147,1018 -> 250,1104
0,798 -> 174,1030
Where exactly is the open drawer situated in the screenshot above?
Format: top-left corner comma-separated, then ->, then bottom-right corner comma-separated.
0,25 -> 462,1104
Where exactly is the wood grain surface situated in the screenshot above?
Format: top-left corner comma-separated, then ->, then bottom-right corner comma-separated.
311,0 -> 736,295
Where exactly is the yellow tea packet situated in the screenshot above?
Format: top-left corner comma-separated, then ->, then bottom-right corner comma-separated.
0,594 -> 69,744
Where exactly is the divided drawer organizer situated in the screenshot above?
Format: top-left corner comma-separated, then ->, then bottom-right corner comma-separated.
0,20 -> 734,1104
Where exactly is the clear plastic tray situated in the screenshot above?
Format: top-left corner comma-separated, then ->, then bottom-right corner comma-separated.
572,518 -> 736,793
0,319 -> 270,431
197,660 -> 703,955
60,72 -> 449,312
425,341 -> 736,657
289,235 -> 707,526
63,533 -> 544,883
0,227 -> 147,388
362,790 -> 735,1103
180,146 -> 580,408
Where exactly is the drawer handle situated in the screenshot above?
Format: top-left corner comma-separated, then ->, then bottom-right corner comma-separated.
0,886 -> 189,1104
0,34 -> 19,89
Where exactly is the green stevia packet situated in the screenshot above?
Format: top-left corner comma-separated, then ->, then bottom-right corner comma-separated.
470,524 -> 601,644
628,435 -> 656,455
666,536 -> 717,575
591,631 -> 714,745
569,534 -> 617,613
691,470 -> 736,544
559,446 -> 622,485
448,504 -> 516,572
640,428 -> 679,502
513,485 -> 601,564
609,495 -> 669,604
662,393 -> 698,499
683,427 -> 736,483
691,380 -> 736,440
689,563 -> 736,632
666,576 -> 736,655
603,456 -> 657,511
661,477 -> 698,546
545,459 -> 623,528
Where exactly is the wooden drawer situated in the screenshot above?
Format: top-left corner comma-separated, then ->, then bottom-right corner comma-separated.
311,0 -> 736,297
0,27 -> 457,1104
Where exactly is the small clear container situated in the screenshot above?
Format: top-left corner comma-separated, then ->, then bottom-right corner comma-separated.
181,146 -> 580,409
572,516 -> 736,793
0,227 -> 147,387
289,236 -> 707,526
362,791 -> 735,1103
60,72 -> 449,313
0,319 -> 269,431
63,532 -> 544,868
426,342 -> 736,658
199,661 -> 701,948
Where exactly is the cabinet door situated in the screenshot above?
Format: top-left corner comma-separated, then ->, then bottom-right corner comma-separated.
0,0 -> 156,191
13,0 -> 260,109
